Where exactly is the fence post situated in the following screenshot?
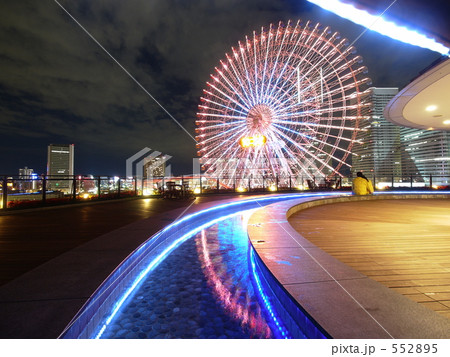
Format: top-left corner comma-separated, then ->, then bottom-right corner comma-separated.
429,174 -> 433,188
134,176 -> 137,196
2,177 -> 7,209
97,176 -> 101,198
276,174 -> 279,191
391,175 -> 394,189
289,175 -> 292,190
72,176 -> 77,201
118,178 -> 121,198
42,176 -> 47,204
410,175 -> 413,188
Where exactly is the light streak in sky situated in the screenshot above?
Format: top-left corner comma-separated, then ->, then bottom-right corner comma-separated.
307,0 -> 449,55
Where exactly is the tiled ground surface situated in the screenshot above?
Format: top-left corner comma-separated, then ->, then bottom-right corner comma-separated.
288,199 -> 450,320
0,196 -> 232,286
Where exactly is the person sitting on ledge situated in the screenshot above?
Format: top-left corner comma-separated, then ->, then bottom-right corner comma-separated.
352,172 -> 374,195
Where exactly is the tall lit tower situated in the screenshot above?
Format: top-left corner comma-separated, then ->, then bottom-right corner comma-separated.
143,154 -> 168,178
400,129 -> 450,185
47,144 -> 74,192
352,88 -> 401,179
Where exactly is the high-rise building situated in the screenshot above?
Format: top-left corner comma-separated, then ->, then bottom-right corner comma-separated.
400,128 -> 450,185
352,87 -> 402,179
47,144 -> 74,192
352,87 -> 450,186
143,154 -> 168,178
18,166 -> 38,192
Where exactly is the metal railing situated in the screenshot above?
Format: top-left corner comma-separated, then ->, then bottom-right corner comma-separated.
0,175 -> 137,210
1,173 -> 449,210
140,174 -> 450,196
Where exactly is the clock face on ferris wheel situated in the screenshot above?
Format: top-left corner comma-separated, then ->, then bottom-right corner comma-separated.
196,20 -> 371,183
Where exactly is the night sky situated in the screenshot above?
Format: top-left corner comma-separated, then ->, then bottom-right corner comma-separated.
0,0 -> 443,176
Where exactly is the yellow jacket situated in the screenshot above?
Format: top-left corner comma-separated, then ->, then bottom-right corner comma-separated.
352,177 -> 374,195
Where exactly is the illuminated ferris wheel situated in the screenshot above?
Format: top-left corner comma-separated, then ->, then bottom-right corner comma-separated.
196,20 -> 371,184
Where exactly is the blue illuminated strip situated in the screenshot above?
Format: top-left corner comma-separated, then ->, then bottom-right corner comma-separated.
250,249 -> 289,339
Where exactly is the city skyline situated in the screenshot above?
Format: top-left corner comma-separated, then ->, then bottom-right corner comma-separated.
0,0 -> 444,176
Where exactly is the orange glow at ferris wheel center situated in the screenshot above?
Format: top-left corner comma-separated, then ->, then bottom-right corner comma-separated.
239,134 -> 267,148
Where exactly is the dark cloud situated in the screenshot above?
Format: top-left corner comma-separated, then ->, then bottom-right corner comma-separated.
0,0 -> 442,175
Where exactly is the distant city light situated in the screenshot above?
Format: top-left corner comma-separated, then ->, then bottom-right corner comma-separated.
307,0 -> 449,55
142,188 -> 153,196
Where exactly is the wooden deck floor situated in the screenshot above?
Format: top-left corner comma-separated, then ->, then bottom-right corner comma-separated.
288,199 -> 450,320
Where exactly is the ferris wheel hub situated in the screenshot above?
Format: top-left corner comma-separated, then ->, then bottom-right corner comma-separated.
246,104 -> 274,133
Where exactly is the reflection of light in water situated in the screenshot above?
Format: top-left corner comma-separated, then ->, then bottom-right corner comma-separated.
197,224 -> 272,338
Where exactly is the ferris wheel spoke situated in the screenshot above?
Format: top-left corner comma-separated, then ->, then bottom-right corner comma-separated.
200,132 -> 246,157
266,24 -> 328,101
199,95 -> 249,118
270,127 -> 325,173
298,38 -> 349,82
200,126 -> 247,158
272,63 -> 341,111
213,65 -> 253,110
210,147 -> 242,178
273,123 -> 353,157
211,142 -> 254,179
205,82 -> 250,114
272,126 -> 347,173
196,120 -> 246,130
198,104 -> 247,118
197,112 -> 247,121
233,45 -> 256,106
199,130 -> 246,149
259,23 -> 276,103
251,33 -> 262,104
264,132 -> 296,176
262,28 -> 307,100
224,55 -> 255,107
261,22 -> 291,101
274,119 -> 363,133
197,128 -> 244,148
